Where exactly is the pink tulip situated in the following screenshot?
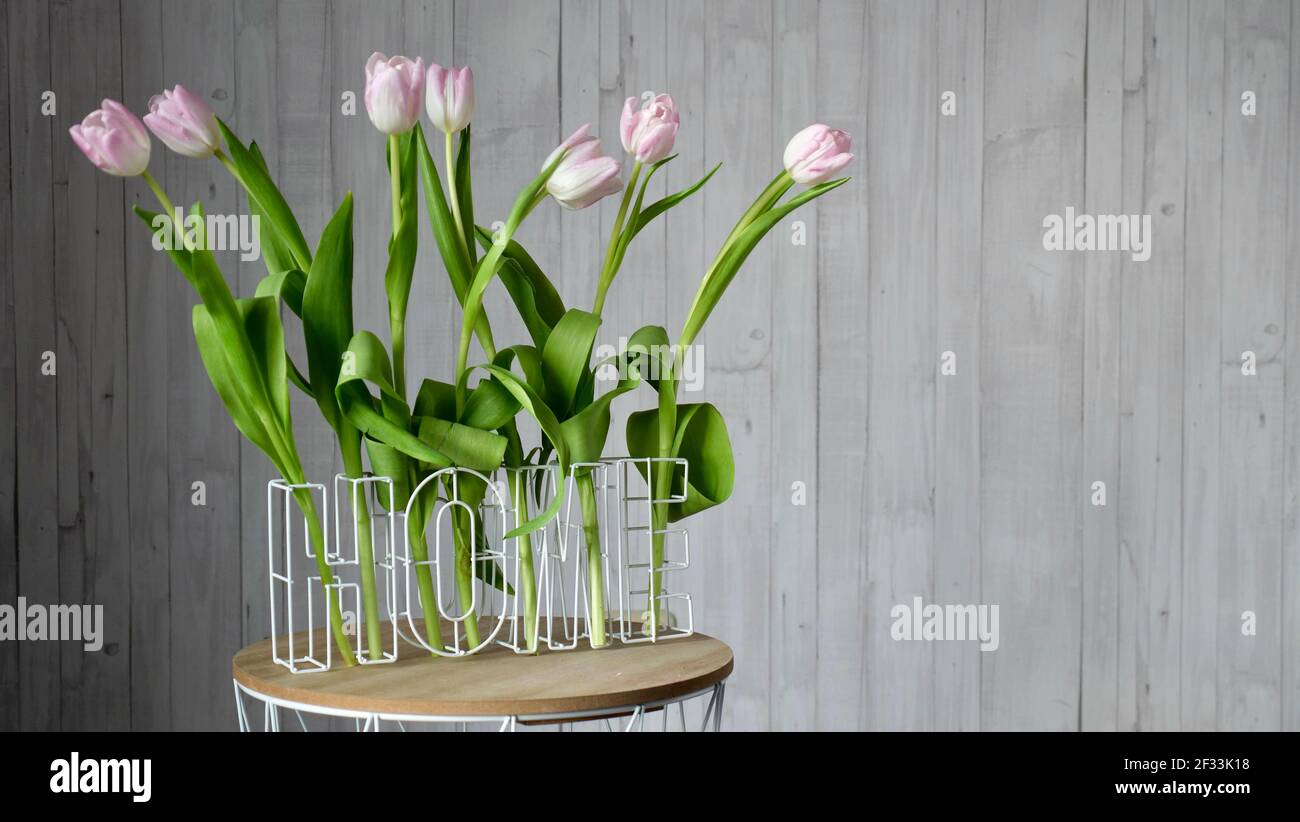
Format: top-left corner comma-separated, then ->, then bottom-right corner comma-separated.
143,85 -> 221,158
68,99 -> 151,177
425,64 -> 474,134
364,52 -> 426,135
544,125 -> 623,210
783,124 -> 853,185
619,93 -> 679,164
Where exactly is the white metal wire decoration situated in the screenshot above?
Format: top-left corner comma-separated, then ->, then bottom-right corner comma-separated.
333,474 -> 398,665
551,461 -> 617,648
267,479 -> 354,673
396,466 -> 512,657
491,465 -> 549,653
612,457 -> 693,643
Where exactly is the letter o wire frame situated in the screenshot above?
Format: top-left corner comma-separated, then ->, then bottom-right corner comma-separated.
397,466 -> 512,657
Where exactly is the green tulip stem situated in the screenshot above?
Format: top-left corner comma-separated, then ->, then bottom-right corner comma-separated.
445,131 -> 471,264
340,439 -> 384,661
407,497 -> 445,654
451,505 -> 482,648
142,171 -> 183,249
577,472 -> 608,647
592,161 -> 642,316
388,135 -> 407,400
292,486 -> 359,667
647,372 -> 679,631
512,472 -> 539,652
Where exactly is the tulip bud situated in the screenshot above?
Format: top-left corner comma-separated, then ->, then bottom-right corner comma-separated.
425,64 -> 474,134
544,125 -> 623,210
143,85 -> 221,159
783,124 -> 853,185
620,93 -> 679,164
69,99 -> 151,177
364,52 -> 426,135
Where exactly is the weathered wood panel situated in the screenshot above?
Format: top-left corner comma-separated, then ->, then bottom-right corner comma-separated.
121,0 -> 173,731
1217,0 -> 1289,731
814,0 -> 869,731
980,0 -> 1086,731
0,0 -> 19,733
933,0 -> 984,732
50,0 -> 131,731
768,0 -> 820,733
5,0 -> 1300,731
9,0 -> 61,731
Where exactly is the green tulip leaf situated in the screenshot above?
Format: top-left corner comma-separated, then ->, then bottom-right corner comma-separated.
474,227 -> 566,350
683,177 -> 849,344
246,141 -> 297,278
414,416 -> 507,473
191,303 -> 278,466
336,331 -> 450,468
415,124 -> 496,354
364,438 -> 414,512
301,193 -> 355,435
541,309 -> 601,418
383,129 -> 420,381
217,118 -> 311,271
455,125 -> 477,267
626,402 -> 734,522
629,162 -> 722,242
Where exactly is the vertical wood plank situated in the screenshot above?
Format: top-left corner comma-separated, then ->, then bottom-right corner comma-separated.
1284,0 -> 1300,732
1218,0 -> 1289,731
0,0 -> 18,733
814,0 -> 869,730
1079,0 -> 1127,733
1180,0 -> 1225,732
698,0 -> 774,732
980,0 -> 1086,730
121,0 -> 172,731
768,0 -> 818,732
1079,0 -> 1124,732
934,0 -> 985,732
1118,0 -> 1187,731
50,0 -> 131,730
864,0 -> 938,731
662,0 -> 708,730
234,0 -> 280,647
9,0 -> 61,731
162,0 -> 242,730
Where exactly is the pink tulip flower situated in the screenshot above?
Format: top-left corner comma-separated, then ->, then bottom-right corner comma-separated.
544,124 -> 623,210
426,64 -> 474,134
143,85 -> 222,158
69,99 -> 151,177
619,93 -> 679,164
364,52 -> 426,135
783,124 -> 853,185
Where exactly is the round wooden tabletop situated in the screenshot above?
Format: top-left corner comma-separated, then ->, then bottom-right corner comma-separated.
232,620 -> 733,718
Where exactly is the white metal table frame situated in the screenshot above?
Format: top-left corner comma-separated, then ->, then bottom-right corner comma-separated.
232,677 -> 727,732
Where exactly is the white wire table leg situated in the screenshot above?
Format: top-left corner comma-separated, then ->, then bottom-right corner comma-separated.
712,682 -> 726,732
232,679 -> 250,732
622,705 -> 644,732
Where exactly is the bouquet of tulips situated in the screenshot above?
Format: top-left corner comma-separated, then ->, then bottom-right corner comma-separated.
69,53 -> 852,663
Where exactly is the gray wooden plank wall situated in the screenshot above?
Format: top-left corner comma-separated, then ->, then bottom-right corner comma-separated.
2,0 -> 1299,731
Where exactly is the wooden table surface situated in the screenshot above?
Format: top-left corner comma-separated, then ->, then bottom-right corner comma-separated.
233,620 -> 733,718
